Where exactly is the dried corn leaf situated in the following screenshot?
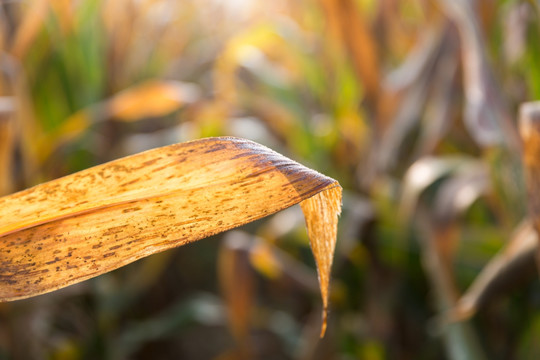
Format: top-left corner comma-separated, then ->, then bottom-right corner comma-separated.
0,137 -> 341,336
450,220 -> 537,321
107,80 -> 198,121
437,0 -> 520,151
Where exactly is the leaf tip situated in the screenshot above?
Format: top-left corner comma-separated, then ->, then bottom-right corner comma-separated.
300,184 -> 342,337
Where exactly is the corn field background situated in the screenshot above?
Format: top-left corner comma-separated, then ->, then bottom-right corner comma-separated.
1,0 -> 540,359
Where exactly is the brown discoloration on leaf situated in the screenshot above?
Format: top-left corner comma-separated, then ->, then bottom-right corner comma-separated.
0,137 -> 341,336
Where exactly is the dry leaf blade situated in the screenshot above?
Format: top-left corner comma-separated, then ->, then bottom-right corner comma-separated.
0,137 -> 341,335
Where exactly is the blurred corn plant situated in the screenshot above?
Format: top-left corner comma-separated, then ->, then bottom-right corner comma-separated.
1,0 -> 540,359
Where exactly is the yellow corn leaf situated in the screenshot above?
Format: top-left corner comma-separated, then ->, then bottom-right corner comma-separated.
107,79 -> 195,121
0,137 -> 341,336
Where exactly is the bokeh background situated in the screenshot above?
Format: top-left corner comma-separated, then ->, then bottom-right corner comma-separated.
0,0 -> 540,359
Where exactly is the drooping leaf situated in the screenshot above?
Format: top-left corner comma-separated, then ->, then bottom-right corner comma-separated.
300,186 -> 341,337
450,220 -> 537,321
0,137 -> 341,336
436,0 -> 521,152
